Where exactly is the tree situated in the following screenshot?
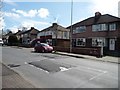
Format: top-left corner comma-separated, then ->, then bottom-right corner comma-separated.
8,35 -> 18,46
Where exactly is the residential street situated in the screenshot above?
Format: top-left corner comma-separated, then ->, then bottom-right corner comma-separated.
1,63 -> 35,88
2,46 -> 118,88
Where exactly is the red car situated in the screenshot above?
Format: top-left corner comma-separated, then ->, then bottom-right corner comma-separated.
34,43 -> 53,53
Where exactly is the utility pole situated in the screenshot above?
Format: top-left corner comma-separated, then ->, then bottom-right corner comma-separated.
0,0 -> 4,38
70,0 -> 73,53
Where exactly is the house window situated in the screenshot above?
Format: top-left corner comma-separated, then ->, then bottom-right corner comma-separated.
73,29 -> 76,34
47,39 -> 52,45
92,24 -> 108,31
39,32 -> 45,36
46,31 -> 52,35
76,38 -> 86,46
109,23 -> 116,31
46,31 -> 50,35
75,26 -> 86,33
92,38 -> 106,47
101,24 -> 108,31
64,31 -> 67,38
92,24 -> 101,31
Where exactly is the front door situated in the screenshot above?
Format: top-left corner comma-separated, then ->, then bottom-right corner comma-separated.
109,39 -> 115,50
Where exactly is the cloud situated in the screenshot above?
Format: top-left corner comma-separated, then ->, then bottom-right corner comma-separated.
21,22 -> 35,29
12,8 -> 49,18
38,8 -> 49,18
3,0 -> 93,2
9,26 -> 19,33
12,9 -> 37,18
4,0 -> 17,6
4,12 -> 20,18
89,0 -> 119,16
21,20 -> 50,29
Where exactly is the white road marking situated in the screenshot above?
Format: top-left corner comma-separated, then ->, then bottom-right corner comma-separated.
87,67 -> 106,73
76,65 -> 108,81
24,62 -> 27,64
89,71 -> 107,80
59,67 -> 69,71
26,63 -> 49,74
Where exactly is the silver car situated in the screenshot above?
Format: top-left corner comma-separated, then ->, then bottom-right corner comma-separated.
0,39 -> 3,46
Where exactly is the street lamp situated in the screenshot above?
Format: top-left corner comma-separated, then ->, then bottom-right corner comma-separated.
70,0 -> 73,53
0,0 -> 4,38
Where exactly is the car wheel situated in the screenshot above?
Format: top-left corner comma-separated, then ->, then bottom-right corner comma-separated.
42,49 -> 45,53
35,50 -> 37,52
34,49 -> 38,53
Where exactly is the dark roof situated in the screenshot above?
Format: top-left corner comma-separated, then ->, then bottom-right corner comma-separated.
39,26 -> 53,32
21,27 -> 39,34
40,23 -> 69,32
67,14 -> 120,28
5,31 -> 13,36
14,30 -> 22,35
22,29 -> 31,34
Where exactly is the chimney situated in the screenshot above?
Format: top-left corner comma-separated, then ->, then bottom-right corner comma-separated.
95,12 -> 101,17
52,23 -> 57,26
31,27 -> 34,30
94,12 -> 101,23
52,23 -> 58,28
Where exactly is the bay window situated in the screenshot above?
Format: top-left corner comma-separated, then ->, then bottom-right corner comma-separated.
92,38 -> 106,47
109,23 -> 116,31
92,24 -> 108,31
76,38 -> 86,46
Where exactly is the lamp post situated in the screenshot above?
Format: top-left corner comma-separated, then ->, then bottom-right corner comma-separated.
0,0 -> 4,38
70,0 -> 73,53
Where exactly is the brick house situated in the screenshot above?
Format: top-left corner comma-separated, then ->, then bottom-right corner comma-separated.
37,23 -> 70,47
13,30 -> 23,43
67,12 -> 120,56
21,27 -> 39,44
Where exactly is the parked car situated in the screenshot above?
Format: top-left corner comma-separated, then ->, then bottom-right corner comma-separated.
0,38 -> 3,46
30,38 -> 46,47
34,43 -> 53,53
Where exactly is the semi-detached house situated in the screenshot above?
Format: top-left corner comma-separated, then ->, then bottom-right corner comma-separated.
67,12 -> 120,56
37,23 -> 70,47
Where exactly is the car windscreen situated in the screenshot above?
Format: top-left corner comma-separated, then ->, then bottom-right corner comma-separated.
41,43 -> 49,46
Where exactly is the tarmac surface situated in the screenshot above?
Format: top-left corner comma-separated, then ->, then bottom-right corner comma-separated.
1,63 -> 35,88
1,46 -> 119,88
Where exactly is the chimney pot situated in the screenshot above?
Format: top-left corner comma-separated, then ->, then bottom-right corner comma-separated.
95,12 -> 101,17
31,27 -> 34,30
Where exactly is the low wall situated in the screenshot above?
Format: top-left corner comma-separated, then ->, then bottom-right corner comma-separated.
53,46 -> 102,57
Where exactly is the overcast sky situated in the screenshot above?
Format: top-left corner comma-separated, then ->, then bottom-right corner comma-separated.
1,0 -> 120,33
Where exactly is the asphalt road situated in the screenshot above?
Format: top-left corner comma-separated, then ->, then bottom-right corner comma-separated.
2,46 -> 119,88
1,63 -> 35,88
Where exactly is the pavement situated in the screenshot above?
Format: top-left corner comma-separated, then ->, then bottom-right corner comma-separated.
1,63 -> 35,88
54,51 -> 120,64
